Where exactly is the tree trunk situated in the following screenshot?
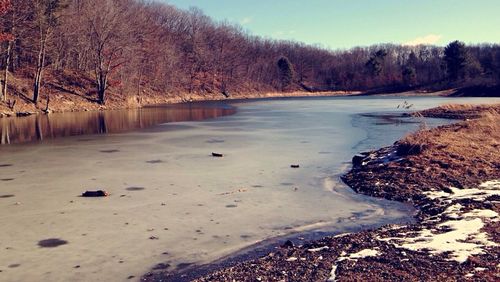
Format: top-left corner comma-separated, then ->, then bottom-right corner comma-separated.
136,68 -> 143,105
97,72 -> 106,105
98,87 -> 105,104
1,120 -> 10,145
1,40 -> 12,102
35,115 -> 43,141
33,39 -> 46,104
98,113 -> 107,133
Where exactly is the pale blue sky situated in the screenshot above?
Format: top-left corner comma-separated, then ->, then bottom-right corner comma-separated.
163,0 -> 500,49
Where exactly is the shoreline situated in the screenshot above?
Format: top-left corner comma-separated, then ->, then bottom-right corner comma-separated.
0,90 -> 361,118
143,103 -> 500,281
0,87 -> 476,119
0,86 -> 494,119
140,181 -> 416,282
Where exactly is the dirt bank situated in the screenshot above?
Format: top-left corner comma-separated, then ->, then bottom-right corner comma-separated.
143,104 -> 500,281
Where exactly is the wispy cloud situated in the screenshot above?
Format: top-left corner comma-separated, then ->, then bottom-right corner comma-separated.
403,34 -> 442,46
240,17 -> 253,25
273,30 -> 297,37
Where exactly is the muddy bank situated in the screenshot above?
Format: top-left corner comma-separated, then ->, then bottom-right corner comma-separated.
143,104 -> 500,281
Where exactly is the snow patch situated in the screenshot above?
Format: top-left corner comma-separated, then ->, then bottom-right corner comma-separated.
399,218 -> 494,263
348,249 -> 380,259
328,249 -> 380,281
338,248 -> 380,262
425,186 -> 500,201
327,264 -> 337,282
333,232 -> 351,238
307,246 -> 329,252
380,180 -> 499,263
463,209 -> 498,219
480,180 -> 500,188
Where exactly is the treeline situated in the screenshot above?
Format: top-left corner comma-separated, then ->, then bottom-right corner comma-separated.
1,0 -> 500,105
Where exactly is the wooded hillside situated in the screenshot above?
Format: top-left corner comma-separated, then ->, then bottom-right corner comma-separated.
1,0 -> 500,110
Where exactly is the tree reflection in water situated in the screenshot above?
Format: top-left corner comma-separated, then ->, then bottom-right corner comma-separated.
0,102 -> 235,144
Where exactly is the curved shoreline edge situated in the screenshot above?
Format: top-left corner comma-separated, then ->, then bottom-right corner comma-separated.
1,88 -> 457,119
0,91 -> 360,118
142,103 -> 500,281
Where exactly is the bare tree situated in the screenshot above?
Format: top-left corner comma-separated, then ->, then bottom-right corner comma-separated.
82,0 -> 129,104
0,0 -> 13,101
0,0 -> 498,108
31,0 -> 66,104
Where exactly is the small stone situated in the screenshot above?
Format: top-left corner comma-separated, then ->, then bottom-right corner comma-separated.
81,190 -> 109,197
212,152 -> 223,157
282,240 -> 294,248
152,263 -> 170,270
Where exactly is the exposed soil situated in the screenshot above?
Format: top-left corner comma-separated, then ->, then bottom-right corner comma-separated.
142,104 -> 500,281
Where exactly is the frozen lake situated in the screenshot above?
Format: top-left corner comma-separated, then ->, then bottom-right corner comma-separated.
0,95 -> 498,281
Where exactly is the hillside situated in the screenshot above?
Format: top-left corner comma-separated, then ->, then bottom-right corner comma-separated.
1,0 -> 499,117
0,68 -> 357,117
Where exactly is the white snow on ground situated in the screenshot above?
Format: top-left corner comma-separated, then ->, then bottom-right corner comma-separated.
463,209 -> 498,218
444,204 -> 463,219
480,180 -> 500,188
400,217 -> 495,263
307,246 -> 329,252
328,248 -> 380,281
333,232 -> 351,238
379,180 -> 499,263
425,184 -> 500,201
345,249 -> 380,260
327,264 -> 337,281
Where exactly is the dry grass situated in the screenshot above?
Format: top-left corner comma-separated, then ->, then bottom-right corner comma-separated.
401,104 -> 500,154
394,104 -> 500,192
415,103 -> 500,120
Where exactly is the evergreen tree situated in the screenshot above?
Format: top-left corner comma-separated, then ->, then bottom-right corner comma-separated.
365,49 -> 387,77
277,56 -> 295,91
444,40 -> 469,80
402,66 -> 417,86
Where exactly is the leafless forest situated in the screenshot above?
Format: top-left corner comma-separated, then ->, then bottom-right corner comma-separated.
1,0 -> 500,105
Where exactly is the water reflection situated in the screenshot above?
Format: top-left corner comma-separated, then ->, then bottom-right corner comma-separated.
0,102 -> 236,144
